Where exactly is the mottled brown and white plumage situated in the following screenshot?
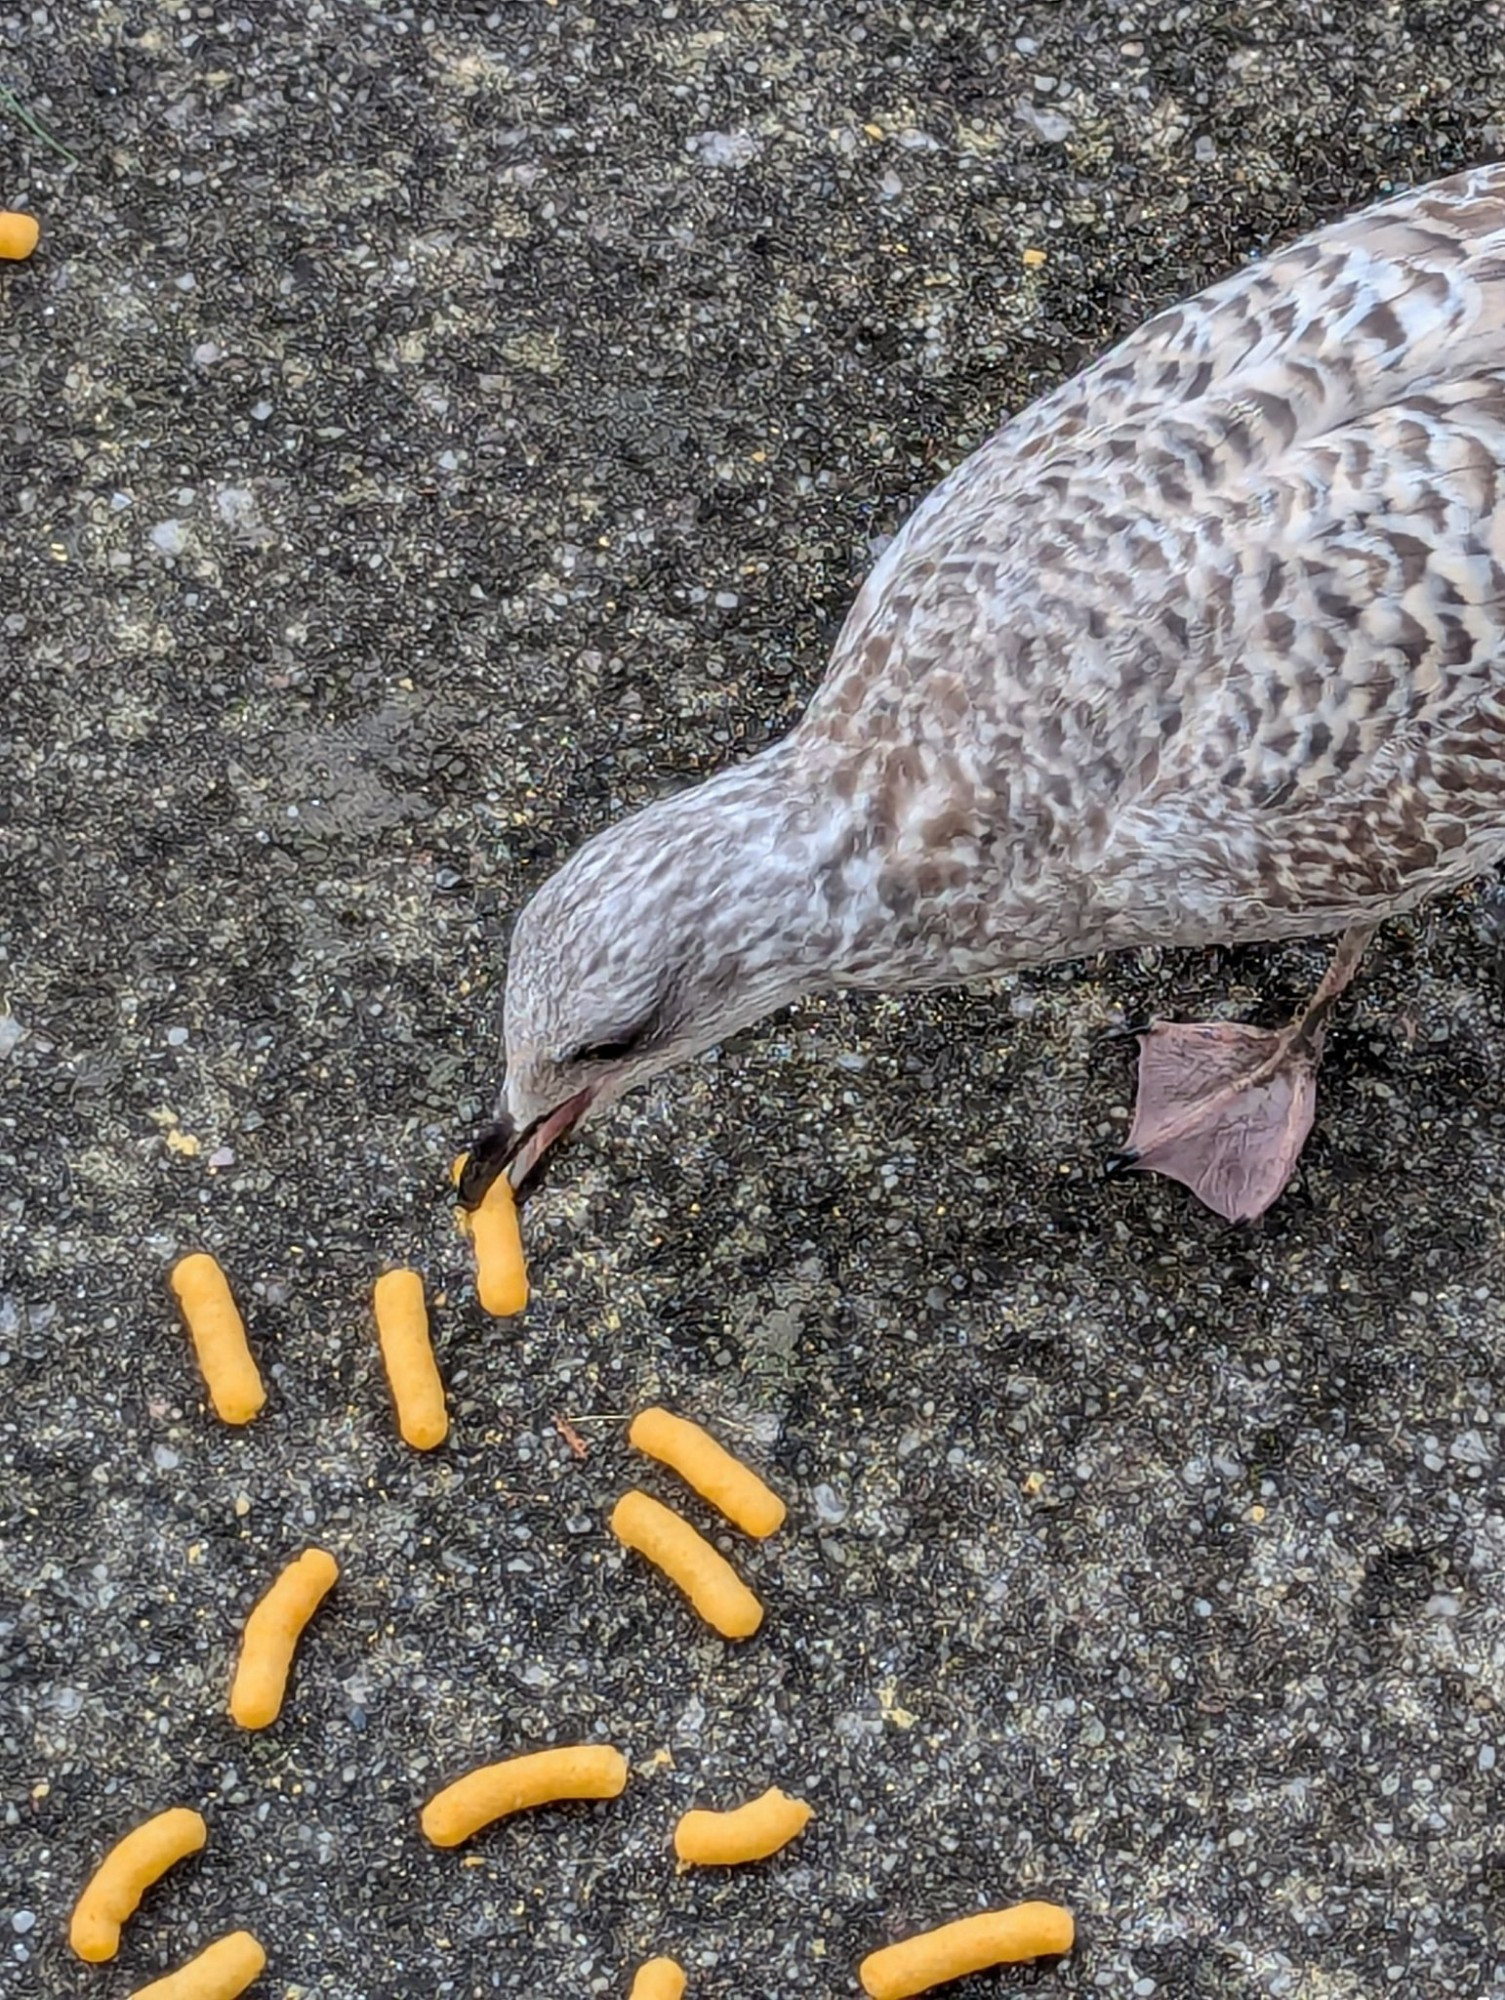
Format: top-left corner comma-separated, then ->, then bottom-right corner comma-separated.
462,165 -> 1505,1223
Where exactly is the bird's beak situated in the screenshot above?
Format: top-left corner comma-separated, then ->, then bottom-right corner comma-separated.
455,1087 -> 594,1209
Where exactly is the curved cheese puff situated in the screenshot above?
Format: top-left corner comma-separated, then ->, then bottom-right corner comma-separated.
129,1930 -> 266,2000
629,1959 -> 687,1999
0,211 -> 39,260
421,1745 -> 629,1847
169,1253 -> 265,1424
229,1548 -> 339,1730
372,1268 -> 448,1448
610,1491 -> 763,1640
452,1153 -> 528,1315
859,1903 -> 1075,1999
628,1408 -> 786,1537
673,1787 -> 812,1866
70,1807 -> 207,1963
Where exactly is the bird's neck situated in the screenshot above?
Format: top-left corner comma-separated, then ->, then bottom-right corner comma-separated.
733,730 -> 1092,994
668,739 -> 845,1006
670,735 -> 986,1005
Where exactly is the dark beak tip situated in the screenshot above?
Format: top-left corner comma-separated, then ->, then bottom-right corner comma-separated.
455,1116 -> 516,1209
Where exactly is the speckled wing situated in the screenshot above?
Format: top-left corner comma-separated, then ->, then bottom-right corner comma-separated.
804,165 -> 1505,954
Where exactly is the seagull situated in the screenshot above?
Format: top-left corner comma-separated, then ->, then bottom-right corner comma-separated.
458,163 -> 1505,1228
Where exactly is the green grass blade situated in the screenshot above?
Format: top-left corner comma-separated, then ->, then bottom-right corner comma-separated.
0,82 -> 79,165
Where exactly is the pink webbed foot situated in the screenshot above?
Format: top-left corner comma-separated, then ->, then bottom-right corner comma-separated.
1109,1018 -> 1326,1224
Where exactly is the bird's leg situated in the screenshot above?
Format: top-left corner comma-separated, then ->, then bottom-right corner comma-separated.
1107,924 -> 1375,1224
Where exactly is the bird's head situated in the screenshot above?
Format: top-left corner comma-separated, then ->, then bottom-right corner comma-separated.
456,746 -> 836,1208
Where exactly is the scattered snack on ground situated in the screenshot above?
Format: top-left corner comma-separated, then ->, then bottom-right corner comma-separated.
229,1547 -> 339,1730
372,1267 -> 448,1449
858,1902 -> 1076,1999
169,1252 -> 266,1425
610,1490 -> 764,1640
421,1745 -> 630,1847
628,1407 -> 786,1538
452,1152 -> 528,1315
0,210 -> 39,260
129,1928 -> 267,2000
674,1785 -> 811,1867
70,1807 -> 208,1964
629,1958 -> 687,1999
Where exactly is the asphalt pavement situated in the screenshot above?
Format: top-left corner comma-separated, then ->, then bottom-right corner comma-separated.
4,2 -> 1505,1995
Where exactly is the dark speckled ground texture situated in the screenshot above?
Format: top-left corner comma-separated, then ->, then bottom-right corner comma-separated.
5,4 -> 1505,1997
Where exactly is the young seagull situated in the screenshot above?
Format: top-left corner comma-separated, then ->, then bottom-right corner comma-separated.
459,163 -> 1505,1228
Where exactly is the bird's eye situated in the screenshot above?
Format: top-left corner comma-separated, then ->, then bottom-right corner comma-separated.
564,1032 -> 646,1066
558,998 -> 665,1069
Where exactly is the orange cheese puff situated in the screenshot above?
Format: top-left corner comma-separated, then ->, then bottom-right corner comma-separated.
70,1807 -> 208,1963
129,1930 -> 266,1999
421,1745 -> 629,1847
229,1547 -> 339,1729
629,1959 -> 687,1999
452,1152 -> 528,1315
859,1902 -> 1076,1999
0,211 -> 39,260
169,1253 -> 265,1424
372,1268 -> 448,1448
629,1407 -> 786,1537
673,1786 -> 811,1866
610,1490 -> 763,1639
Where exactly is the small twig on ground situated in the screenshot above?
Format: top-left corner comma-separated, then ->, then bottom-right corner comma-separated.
554,1413 -> 589,1460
